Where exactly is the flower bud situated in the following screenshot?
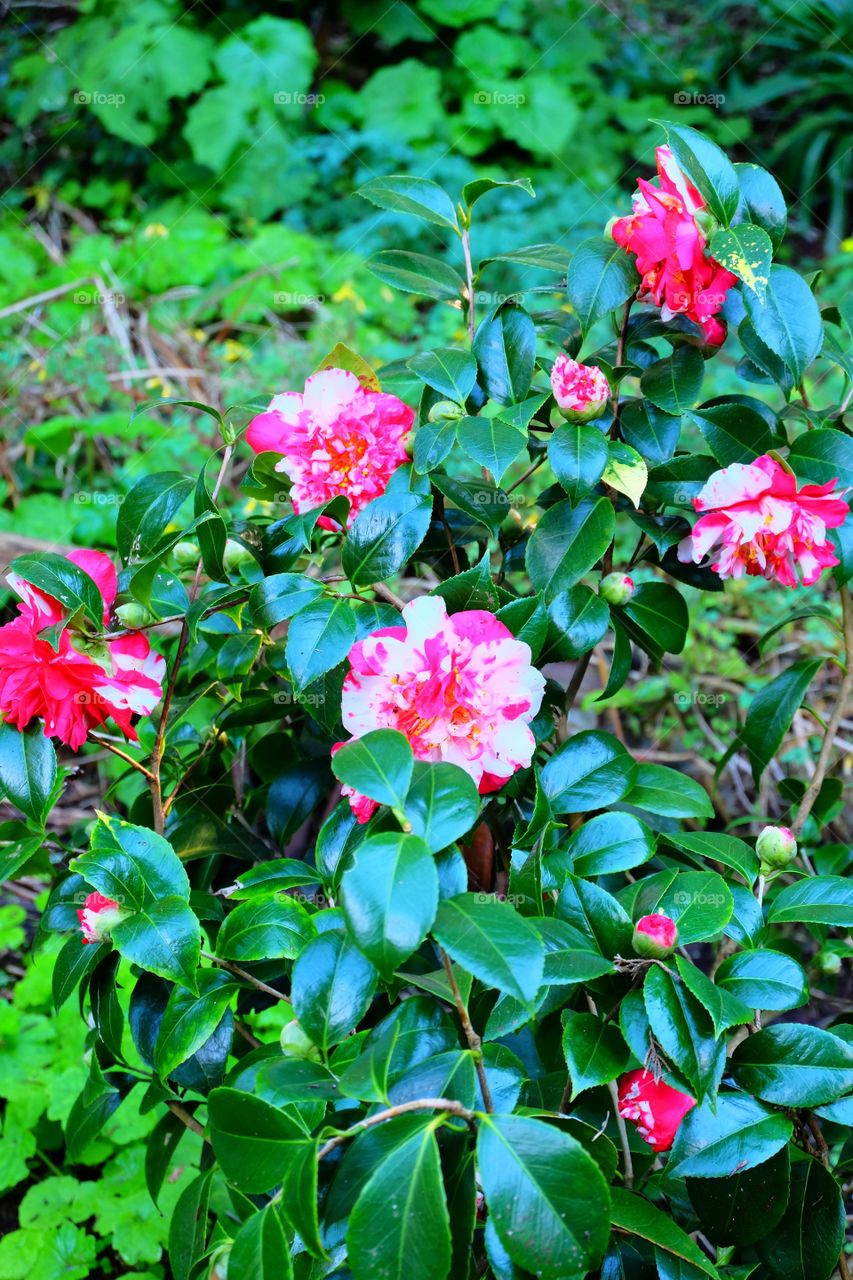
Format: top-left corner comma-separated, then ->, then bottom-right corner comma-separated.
550,354 -> 610,422
633,913 -> 678,959
428,400 -> 464,423
599,572 -> 634,606
280,1018 -> 322,1062
114,601 -> 154,630
77,892 -> 125,944
694,208 -> 720,241
172,541 -> 198,567
500,507 -> 525,543
816,948 -> 842,977
756,825 -> 797,873
223,538 -> 254,572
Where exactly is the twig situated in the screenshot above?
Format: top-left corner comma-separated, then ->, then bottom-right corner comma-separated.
317,1097 -> 476,1161
608,1078 -> 635,1189
440,948 -> 493,1111
0,277 -> 92,320
435,493 -> 461,576
372,582 -> 406,611
461,226 -> 476,343
791,584 -> 853,838
89,735 -> 155,780
201,949 -> 289,1002
167,1101 -> 206,1137
506,456 -> 545,494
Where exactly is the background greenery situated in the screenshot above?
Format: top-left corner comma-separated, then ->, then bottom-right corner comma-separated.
1,2 -> 852,1277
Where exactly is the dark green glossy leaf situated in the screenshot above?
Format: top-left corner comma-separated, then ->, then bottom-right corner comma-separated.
331,728 -> 414,810
404,760 -> 480,853
567,235 -> 639,335
548,423 -> 609,503
359,175 -> 459,231
541,730 -> 636,813
285,597 -> 356,694
755,1159 -> 844,1280
432,893 -> 544,1003
526,497 -> 615,600
743,657 -> 823,785
341,832 -> 438,977
473,304 -> 536,405
668,1093 -> 793,1179
640,346 -> 704,414
291,930 -> 378,1052
342,492 -> 432,586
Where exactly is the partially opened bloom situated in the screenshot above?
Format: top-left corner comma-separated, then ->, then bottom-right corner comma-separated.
678,455 -> 849,588
77,891 -> 125,944
245,368 -> 413,528
0,550 -> 165,750
550,355 -> 609,421
633,913 -> 678,958
618,1069 -> 695,1151
335,596 -> 545,822
611,146 -> 737,335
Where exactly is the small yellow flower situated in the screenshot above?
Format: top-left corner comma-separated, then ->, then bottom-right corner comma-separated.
192,328 -> 207,343
143,223 -> 170,239
332,282 -> 366,313
841,237 -> 853,253
223,339 -> 250,363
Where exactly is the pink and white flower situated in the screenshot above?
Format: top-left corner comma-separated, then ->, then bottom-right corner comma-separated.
550,356 -> 610,422
245,368 -> 413,528
633,912 -> 678,958
678,455 -> 849,588
618,1069 -> 695,1152
335,596 -> 546,822
611,146 -> 737,336
77,891 -> 125,944
0,550 -> 165,750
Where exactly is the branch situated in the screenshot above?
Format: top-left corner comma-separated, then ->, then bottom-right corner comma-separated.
167,1100 -> 206,1138
790,583 -> 853,838
440,947 -> 493,1111
317,1097 -> 477,1160
461,226 -> 476,343
201,949 -> 289,1002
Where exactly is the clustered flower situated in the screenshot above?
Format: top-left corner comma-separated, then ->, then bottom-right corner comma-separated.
246,367 -> 413,528
679,455 -> 848,588
334,595 -> 545,823
611,146 -> 737,347
0,549 -> 165,750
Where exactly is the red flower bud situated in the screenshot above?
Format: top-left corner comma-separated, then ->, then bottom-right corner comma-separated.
633,913 -> 678,958
618,1069 -> 695,1151
76,891 -> 124,944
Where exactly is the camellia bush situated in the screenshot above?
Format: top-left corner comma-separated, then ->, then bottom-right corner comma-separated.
3,122 -> 853,1279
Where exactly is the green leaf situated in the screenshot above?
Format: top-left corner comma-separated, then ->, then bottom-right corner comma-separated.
556,876 -> 633,957
755,1159 -> 844,1280
314,342 -> 381,391
657,870 -> 734,943
89,950 -> 124,1056
71,813 -> 190,911
731,1024 -> 853,1107
116,471 -> 193,563
65,1066 -> 123,1162
743,265 -> 823,384
341,832 -> 438,978
734,162 -> 787,250
668,1093 -> 792,1180
217,894 -> 316,961
767,875 -> 853,928
457,415 -> 527,485
404,760 -> 480,853
463,176 -> 535,210
478,1113 -> 611,1278
169,1170 -> 212,1280
291,930 -> 378,1052
566,235 -> 639,335
686,1147 -> 790,1247
52,934 -> 104,1011
544,585 -> 609,661
431,473 -> 507,537
0,722 -> 57,826
432,893 -> 544,1003
208,1087 -> 309,1193
658,121 -> 740,225
665,831 -> 758,887
567,812 -> 655,876
228,1204 -> 293,1280
331,729 -> 414,811
626,763 -> 713,819
154,968 -> 236,1078
286,598 -> 357,694
526,497 -> 615,600
249,573 -> 325,628
674,956 -> 753,1037
112,897 -> 201,993
742,656 -> 824,785
643,965 -> 725,1100
413,416 -> 458,473
788,426 -> 853,489
145,1109 -> 188,1207
562,1010 -> 629,1097
342,492 -> 432,587
619,582 -> 688,658
620,398 -> 681,465
716,949 -> 808,1011
541,730 -> 636,813
348,1123 -> 451,1280
548,422 -> 609,503
408,347 -> 477,403
358,175 -> 459,231
685,402 -> 772,466
602,441 -> 647,508
480,243 -> 570,272
473,304 -> 536,405
709,224 -> 772,300
367,250 -> 465,301
610,1188 -> 720,1278
640,346 -> 704,414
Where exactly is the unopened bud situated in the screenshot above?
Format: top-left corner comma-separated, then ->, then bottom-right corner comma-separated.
428,400 -> 464,423
816,949 -> 842,977
114,602 -> 154,629
600,572 -> 634,606
694,209 -> 719,241
223,538 -> 254,571
172,541 -> 198,567
500,508 -> 525,543
280,1018 -> 322,1062
756,825 -> 797,873
633,913 -> 678,959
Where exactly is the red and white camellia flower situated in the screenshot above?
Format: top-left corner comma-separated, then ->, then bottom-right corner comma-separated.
246,368 -> 413,528
77,891 -> 125,944
334,596 -> 546,822
0,549 -> 165,750
550,355 -> 610,422
610,146 -> 737,343
618,1069 -> 696,1152
678,455 -> 849,588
